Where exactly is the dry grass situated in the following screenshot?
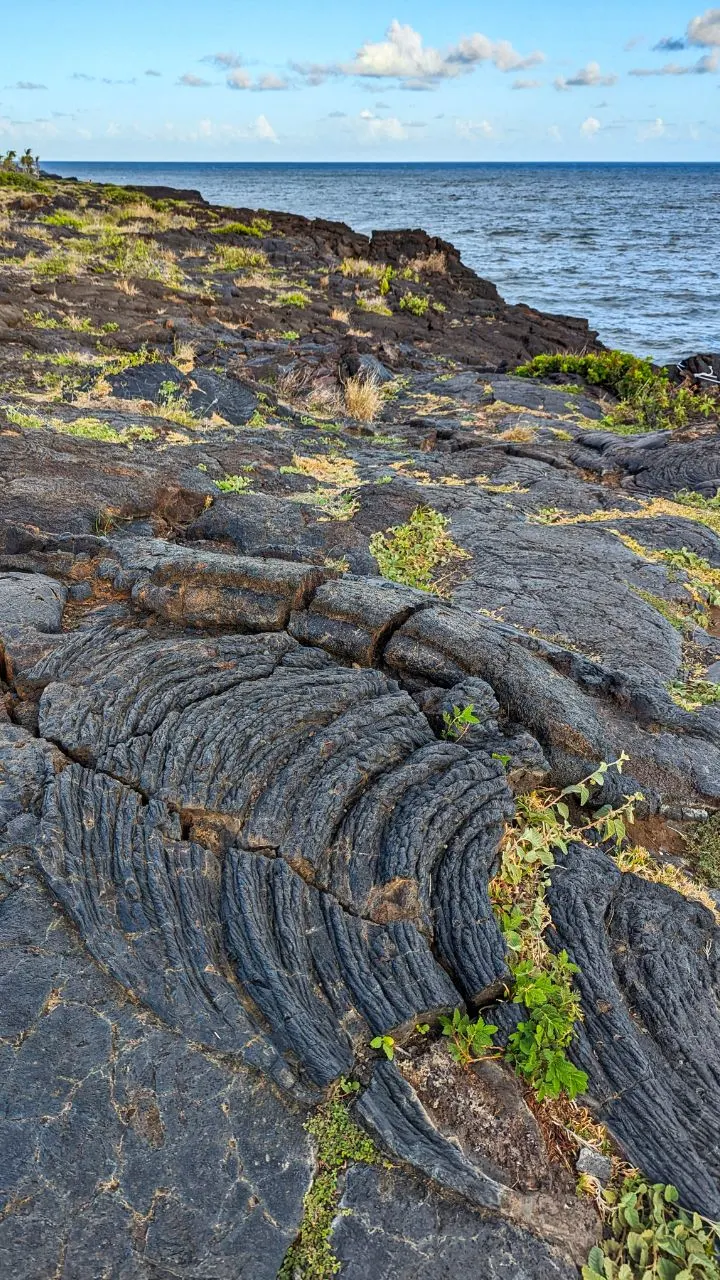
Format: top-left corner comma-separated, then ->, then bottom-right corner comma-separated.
497,424 -> 537,442
330,307 -> 350,324
282,452 -> 359,487
173,336 -> 196,370
408,250 -> 447,274
116,277 -> 138,296
615,843 -> 720,920
339,257 -> 384,279
215,245 -> 268,272
344,374 -> 383,422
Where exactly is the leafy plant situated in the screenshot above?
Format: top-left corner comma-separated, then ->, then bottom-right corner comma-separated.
514,351 -> 719,434
399,292 -> 430,317
442,703 -> 480,740
369,505 -> 470,596
370,1034 -> 396,1061
439,1009 -> 498,1066
275,290 -> 310,308
215,474 -> 252,493
584,1177 -> 720,1280
506,952 -> 589,1100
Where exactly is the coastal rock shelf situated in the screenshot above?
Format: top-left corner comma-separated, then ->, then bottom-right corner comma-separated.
0,172 -> 719,1278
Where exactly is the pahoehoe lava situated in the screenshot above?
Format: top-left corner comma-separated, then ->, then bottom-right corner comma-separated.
0,171 -> 719,1278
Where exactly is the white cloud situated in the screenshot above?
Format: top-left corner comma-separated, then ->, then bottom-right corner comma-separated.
629,52 -> 718,75
227,68 -> 252,90
7,81 -> 47,90
253,114 -> 278,141
637,117 -> 666,140
203,52 -> 243,69
226,69 -> 289,91
255,74 -> 289,91
687,7 -> 720,45
357,109 -> 407,141
178,73 -> 211,87
455,117 -> 494,139
512,78 -> 542,89
547,124 -> 563,142
580,116 -> 601,137
555,62 -> 618,90
295,21 -> 543,87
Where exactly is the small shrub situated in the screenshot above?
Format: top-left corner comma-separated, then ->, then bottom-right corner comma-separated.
216,217 -> 272,237
442,703 -> 480,740
43,211 -> 84,229
583,1177 -> 720,1280
515,350 -> 719,434
356,297 -> 392,317
439,1010 -> 498,1067
214,244 -> 268,271
275,289 -> 309,308
399,292 -> 430,317
369,505 -> 469,595
215,474 -> 252,493
506,951 -> 589,1101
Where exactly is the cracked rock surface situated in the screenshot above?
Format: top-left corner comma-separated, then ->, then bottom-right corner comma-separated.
1,173 -> 719,1277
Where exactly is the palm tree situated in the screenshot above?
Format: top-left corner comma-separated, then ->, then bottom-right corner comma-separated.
2,150 -> 17,170
20,149 -> 34,172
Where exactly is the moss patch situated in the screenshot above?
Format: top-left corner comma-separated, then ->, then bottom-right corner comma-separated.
279,1097 -> 382,1280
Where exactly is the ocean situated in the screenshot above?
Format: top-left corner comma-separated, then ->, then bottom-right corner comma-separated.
46,162 -> 720,364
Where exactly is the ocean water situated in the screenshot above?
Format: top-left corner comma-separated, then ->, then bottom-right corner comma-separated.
46,161 -> 720,363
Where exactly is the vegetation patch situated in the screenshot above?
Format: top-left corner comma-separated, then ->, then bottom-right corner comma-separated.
686,811 -> 720,890
369,505 -> 470,596
489,758 -> 642,1102
214,244 -> 268,271
399,293 -> 430,318
278,1093 -> 382,1280
216,217 -> 272,237
584,1176 -> 720,1280
515,351 -> 719,434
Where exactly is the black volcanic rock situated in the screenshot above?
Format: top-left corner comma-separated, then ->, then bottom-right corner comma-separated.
0,171 -> 719,1279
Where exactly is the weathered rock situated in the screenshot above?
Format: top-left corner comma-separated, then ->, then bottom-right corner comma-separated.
547,843 -> 720,1219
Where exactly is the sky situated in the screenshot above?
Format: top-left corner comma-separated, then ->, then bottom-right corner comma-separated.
1,2 -> 719,161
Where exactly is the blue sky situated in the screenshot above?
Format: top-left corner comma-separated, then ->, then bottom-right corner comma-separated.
1,1 -> 719,160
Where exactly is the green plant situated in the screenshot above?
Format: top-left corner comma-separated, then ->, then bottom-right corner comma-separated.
667,678 -> 720,712
687,812 -> 720,890
280,329 -> 300,340
370,1034 -> 395,1061
442,703 -> 480,740
489,758 -> 642,1102
275,290 -> 310,308
215,474 -> 252,493
506,951 -> 589,1101
356,297 -> 392,316
43,211 -> 84,229
369,505 -> 470,596
216,217 -> 272,237
399,292 -> 430,318
439,1009 -> 498,1066
278,1095 -> 381,1280
584,1177 -> 720,1280
214,244 -> 268,271
515,351 -> 719,434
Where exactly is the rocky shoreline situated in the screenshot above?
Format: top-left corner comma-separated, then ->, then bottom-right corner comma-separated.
1,171 -> 719,1279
